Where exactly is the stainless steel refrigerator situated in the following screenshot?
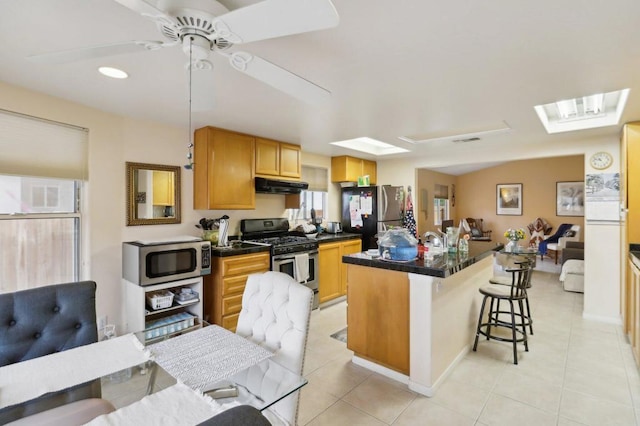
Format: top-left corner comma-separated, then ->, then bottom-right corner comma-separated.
341,185 -> 404,250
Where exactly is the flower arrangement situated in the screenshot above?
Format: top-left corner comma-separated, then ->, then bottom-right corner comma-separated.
504,228 -> 526,241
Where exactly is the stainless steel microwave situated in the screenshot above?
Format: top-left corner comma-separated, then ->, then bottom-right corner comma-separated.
122,239 -> 212,286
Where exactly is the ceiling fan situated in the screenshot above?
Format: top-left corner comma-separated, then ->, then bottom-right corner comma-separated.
28,0 -> 339,106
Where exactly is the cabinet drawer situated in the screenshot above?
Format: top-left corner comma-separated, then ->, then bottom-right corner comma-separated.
222,275 -> 250,296
222,313 -> 240,332
223,293 -> 243,316
222,253 -> 270,276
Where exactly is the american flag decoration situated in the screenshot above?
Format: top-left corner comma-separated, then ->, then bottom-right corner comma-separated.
404,186 -> 417,238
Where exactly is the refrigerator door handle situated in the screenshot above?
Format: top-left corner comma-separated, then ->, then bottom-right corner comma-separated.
381,187 -> 388,219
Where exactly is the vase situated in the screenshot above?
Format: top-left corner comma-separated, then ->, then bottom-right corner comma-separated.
505,239 -> 519,253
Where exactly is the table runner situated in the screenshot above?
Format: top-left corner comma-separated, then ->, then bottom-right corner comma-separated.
148,325 -> 272,390
0,334 -> 150,409
85,381 -> 235,425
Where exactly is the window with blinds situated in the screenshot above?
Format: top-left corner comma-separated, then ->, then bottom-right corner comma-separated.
289,166 -> 329,222
433,184 -> 450,226
0,110 -> 87,293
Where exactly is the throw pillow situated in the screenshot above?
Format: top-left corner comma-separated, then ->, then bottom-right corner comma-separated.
530,229 -> 545,245
563,230 -> 576,237
470,228 -> 482,238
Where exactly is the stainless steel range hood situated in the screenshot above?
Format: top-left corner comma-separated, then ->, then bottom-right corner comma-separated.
255,177 -> 309,194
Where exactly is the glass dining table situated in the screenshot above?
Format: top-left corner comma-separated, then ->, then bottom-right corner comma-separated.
107,324 -> 307,412
1,323 -> 307,422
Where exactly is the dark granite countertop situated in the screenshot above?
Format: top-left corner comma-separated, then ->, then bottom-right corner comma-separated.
343,241 -> 503,278
314,232 -> 361,243
210,243 -> 270,257
630,244 -> 640,268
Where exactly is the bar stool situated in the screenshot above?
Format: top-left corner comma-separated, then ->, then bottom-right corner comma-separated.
473,266 -> 531,364
489,260 -> 534,335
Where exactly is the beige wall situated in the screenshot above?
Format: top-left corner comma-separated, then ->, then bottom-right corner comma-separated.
0,81 -> 295,331
455,155 -> 585,241
377,137 -> 622,322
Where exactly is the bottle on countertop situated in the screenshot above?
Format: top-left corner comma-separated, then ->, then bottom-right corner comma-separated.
458,236 -> 469,254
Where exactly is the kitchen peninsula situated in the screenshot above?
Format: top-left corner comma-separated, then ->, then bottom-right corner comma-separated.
343,241 -> 501,397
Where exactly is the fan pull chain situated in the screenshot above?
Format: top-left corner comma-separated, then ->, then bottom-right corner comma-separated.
184,36 -> 194,170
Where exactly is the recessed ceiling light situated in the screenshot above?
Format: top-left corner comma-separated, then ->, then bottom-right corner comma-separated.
98,66 -> 128,79
534,89 -> 629,134
330,137 -> 409,156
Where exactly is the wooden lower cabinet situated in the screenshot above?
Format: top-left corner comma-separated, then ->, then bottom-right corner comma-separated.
319,242 -> 342,303
318,238 -> 362,303
346,264 -> 409,374
204,252 -> 270,332
340,239 -> 362,294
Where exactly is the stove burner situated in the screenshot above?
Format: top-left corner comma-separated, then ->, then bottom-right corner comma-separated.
243,235 -> 318,256
249,236 -> 306,245
240,218 -> 318,256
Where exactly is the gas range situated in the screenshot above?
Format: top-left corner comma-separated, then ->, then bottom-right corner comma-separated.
240,218 -> 318,256
241,217 -> 320,309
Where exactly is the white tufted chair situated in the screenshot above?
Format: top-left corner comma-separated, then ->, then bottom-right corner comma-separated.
235,271 -> 314,425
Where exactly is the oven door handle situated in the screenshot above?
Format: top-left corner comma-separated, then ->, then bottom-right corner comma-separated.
273,250 -> 318,262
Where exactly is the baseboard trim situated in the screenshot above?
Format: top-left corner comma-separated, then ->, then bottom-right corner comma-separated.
352,356 -> 409,385
352,346 -> 470,398
582,312 -> 622,325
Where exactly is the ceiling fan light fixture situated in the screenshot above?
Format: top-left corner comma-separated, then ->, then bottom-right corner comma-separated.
98,66 -> 128,79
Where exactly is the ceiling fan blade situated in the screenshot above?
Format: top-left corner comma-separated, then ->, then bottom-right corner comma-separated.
112,0 -> 178,26
212,0 -> 339,44
227,51 -> 330,105
27,40 -> 170,64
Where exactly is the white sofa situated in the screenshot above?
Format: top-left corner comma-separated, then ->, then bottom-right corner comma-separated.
560,259 -> 584,293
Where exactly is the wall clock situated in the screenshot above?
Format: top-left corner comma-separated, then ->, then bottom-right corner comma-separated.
589,151 -> 613,170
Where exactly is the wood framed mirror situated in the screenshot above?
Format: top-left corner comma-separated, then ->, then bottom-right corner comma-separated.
126,162 -> 181,226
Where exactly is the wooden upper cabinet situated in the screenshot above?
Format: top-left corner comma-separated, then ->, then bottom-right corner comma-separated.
152,170 -> 174,206
362,160 -> 377,184
255,138 -> 301,180
193,127 -> 255,210
331,155 -> 377,184
255,138 -> 280,176
279,142 -> 302,179
625,123 -> 640,243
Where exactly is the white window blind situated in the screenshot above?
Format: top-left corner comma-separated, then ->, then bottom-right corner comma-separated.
434,184 -> 449,199
0,109 -> 88,180
302,166 -> 328,192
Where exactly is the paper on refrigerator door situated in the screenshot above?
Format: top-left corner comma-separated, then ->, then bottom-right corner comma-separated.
361,194 -> 373,215
349,195 -> 363,227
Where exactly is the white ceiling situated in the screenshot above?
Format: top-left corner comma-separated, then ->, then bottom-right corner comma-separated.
1,0 -> 640,171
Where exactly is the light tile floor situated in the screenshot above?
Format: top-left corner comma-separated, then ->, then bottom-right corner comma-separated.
299,263 -> 640,426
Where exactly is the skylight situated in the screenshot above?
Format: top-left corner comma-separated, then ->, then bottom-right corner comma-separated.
330,137 -> 409,156
534,89 -> 629,134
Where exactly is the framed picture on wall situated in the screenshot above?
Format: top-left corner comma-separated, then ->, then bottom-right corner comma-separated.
496,183 -> 523,215
556,181 -> 585,216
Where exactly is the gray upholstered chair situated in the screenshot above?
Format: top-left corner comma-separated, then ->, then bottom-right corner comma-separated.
235,271 -> 313,426
0,281 -> 103,423
197,405 -> 271,426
